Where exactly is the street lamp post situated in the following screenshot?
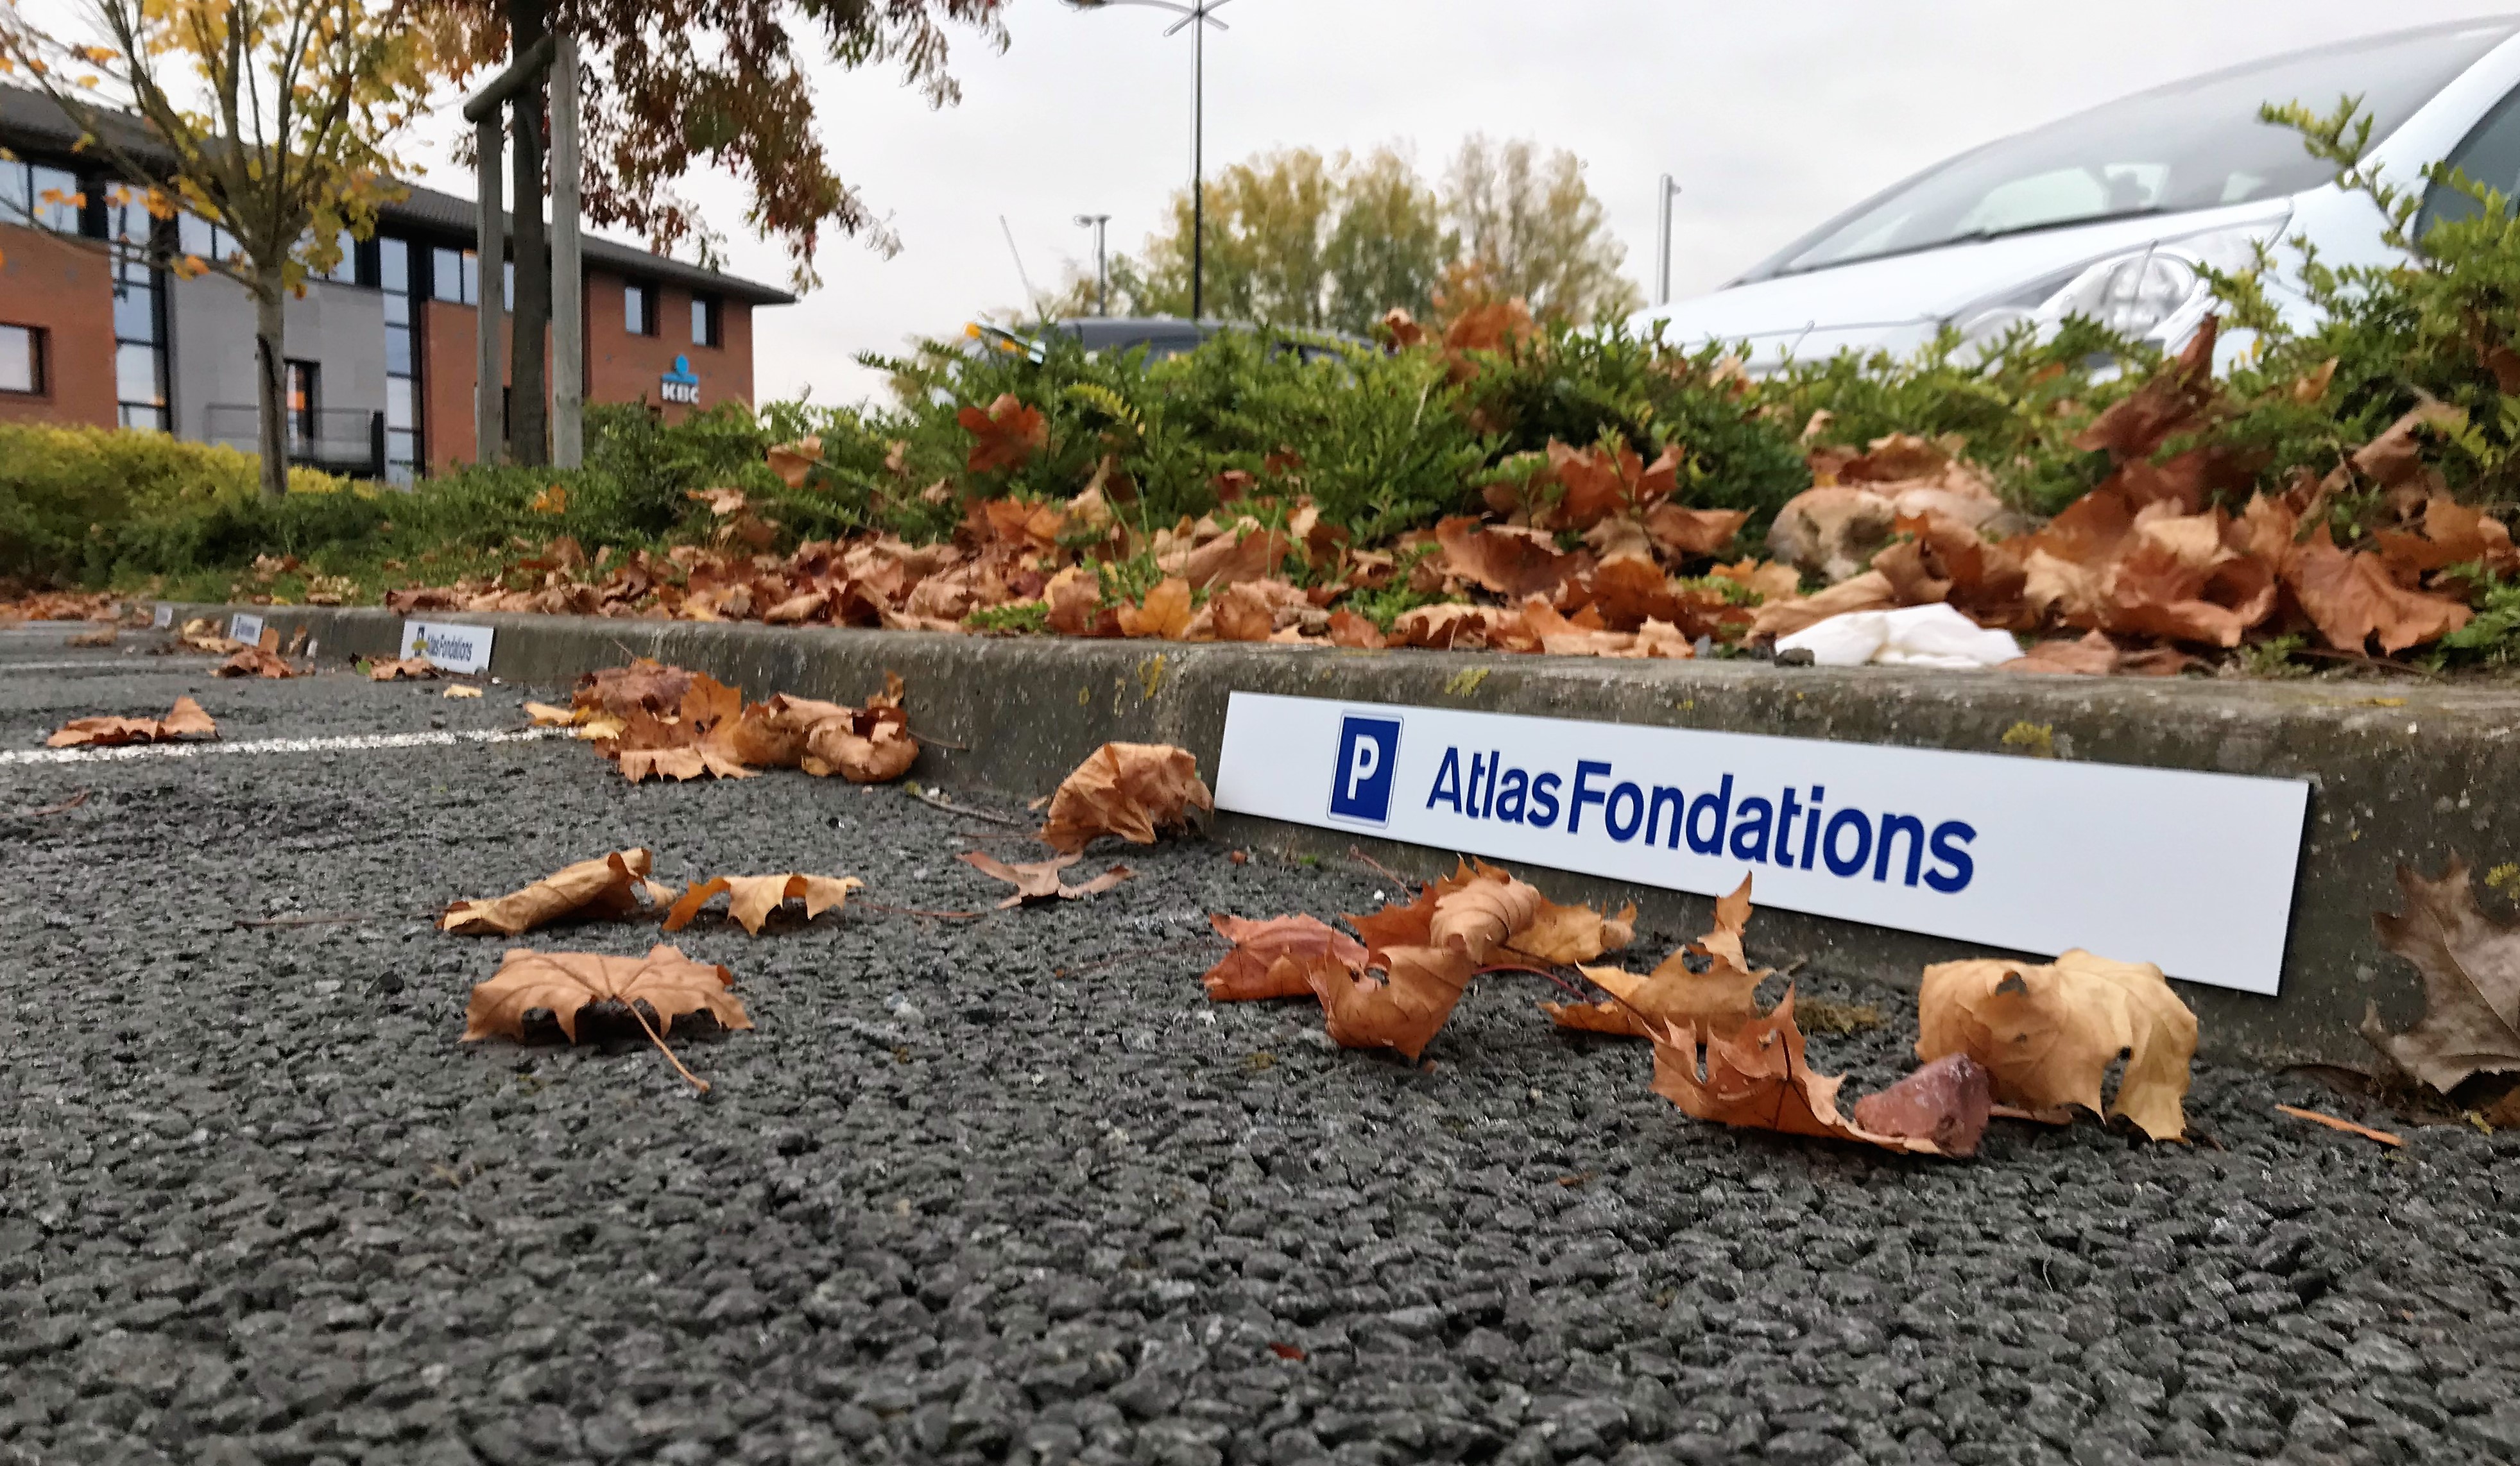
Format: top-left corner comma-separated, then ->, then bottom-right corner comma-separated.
1654,174 -> 1684,307
1064,0 -> 1234,322
1075,213 -> 1112,316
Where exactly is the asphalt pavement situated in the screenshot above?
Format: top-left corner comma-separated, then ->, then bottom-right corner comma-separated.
3,626 -> 2518,1466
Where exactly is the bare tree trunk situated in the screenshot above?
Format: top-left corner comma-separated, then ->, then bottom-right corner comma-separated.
506,0 -> 551,466
253,282 -> 289,501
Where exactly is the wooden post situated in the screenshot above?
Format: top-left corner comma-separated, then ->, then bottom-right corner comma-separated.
474,112 -> 504,467
551,35 -> 585,470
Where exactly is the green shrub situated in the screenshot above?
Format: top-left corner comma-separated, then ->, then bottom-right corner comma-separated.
0,423 -> 343,587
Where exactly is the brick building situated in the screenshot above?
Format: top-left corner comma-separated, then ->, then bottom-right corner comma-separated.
0,87 -> 793,483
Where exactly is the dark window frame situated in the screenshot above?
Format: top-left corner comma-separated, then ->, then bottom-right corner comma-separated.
625,279 -> 659,337
690,293 -> 723,348
0,323 -> 45,396
286,359 -> 321,446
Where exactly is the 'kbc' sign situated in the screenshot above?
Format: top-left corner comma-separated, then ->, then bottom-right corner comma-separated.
1214,692 -> 2308,995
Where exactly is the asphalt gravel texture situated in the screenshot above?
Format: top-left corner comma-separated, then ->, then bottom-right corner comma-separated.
4,626 -> 2519,1466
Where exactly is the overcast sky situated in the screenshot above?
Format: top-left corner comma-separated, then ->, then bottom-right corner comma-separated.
404,0 -> 2519,407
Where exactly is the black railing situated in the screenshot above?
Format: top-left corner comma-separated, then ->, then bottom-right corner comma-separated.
203,405 -> 385,479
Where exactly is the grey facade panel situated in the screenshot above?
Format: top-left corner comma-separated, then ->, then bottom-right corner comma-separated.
169,275 -> 385,448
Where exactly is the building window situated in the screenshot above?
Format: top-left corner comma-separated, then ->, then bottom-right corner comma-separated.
0,325 -> 42,395
109,202 -> 168,431
178,211 -> 239,268
0,160 -> 85,234
690,294 -> 722,348
287,360 -> 320,448
381,236 -> 422,484
625,280 -> 658,337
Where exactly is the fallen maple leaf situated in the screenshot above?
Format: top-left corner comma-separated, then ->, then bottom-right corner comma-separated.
440,849 -> 673,935
1117,577 -> 1194,639
1546,875 -> 1764,1038
957,850 -> 1133,908
442,685 -> 484,700
572,659 -> 694,720
605,673 -> 755,783
2360,855 -> 2520,1094
215,646 -> 296,678
462,944 -> 749,1092
1428,873 -> 1545,962
1435,516 -> 1584,601
1916,950 -> 2197,1141
2285,524 -> 2473,654
1040,742 -> 1215,853
1502,894 -> 1636,967
739,673 -> 918,783
960,393 -> 1049,474
367,658 -> 440,681
1647,989 -> 1952,1155
664,873 -> 866,935
46,696 -> 217,749
1204,914 -> 1368,1001
1309,944 -> 1475,1062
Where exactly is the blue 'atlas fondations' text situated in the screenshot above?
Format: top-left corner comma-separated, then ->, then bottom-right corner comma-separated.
1423,748 -> 1975,893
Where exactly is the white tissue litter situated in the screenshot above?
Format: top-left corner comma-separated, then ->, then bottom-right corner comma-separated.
1774,603 -> 2024,670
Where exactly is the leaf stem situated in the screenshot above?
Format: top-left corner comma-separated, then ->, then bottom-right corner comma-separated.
624,1000 -> 709,1094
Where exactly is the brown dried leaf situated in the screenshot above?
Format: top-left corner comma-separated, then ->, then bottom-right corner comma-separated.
1642,502 -> 1749,561
1648,990 -> 1950,1155
663,873 -> 866,935
461,944 -> 748,1043
366,658 -> 440,681
2360,856 -> 2520,1094
1504,898 -> 1636,967
1434,516 -> 1584,601
441,849 -> 665,935
1039,742 -> 1215,853
215,647 -> 297,679
956,850 -> 1134,908
1326,609 -> 1387,649
1309,944 -> 1475,1061
1917,950 -> 2197,1141
1428,873 -> 1545,963
1545,875 -> 1764,1038
1117,577 -> 1194,640
46,696 -> 217,749
2284,525 -> 2473,654
960,394 -> 1049,474
759,674 -> 920,783
1204,914 -> 1368,1001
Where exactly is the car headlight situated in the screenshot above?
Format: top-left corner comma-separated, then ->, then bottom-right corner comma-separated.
1951,212 -> 2288,355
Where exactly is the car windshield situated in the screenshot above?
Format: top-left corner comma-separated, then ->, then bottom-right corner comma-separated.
1754,21 -> 2517,279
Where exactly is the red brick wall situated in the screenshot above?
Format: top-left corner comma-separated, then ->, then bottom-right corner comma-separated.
420,273 -> 760,473
419,302 -> 556,475
0,223 -> 117,429
585,270 -> 755,422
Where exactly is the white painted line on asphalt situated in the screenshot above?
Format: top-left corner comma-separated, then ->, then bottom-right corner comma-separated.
0,660 -> 167,674
1,728 -> 570,768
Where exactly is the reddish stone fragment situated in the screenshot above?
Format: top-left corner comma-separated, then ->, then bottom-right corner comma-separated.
1850,1052 -> 1993,1158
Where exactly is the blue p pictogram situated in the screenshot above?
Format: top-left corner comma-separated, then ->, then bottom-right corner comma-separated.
1328,715 -> 1402,825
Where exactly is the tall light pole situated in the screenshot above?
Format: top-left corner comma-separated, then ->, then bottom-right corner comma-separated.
1065,0 -> 1234,322
1075,213 -> 1112,316
1654,174 -> 1684,307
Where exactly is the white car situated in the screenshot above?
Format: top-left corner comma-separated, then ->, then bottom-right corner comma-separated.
1634,17 -> 2520,368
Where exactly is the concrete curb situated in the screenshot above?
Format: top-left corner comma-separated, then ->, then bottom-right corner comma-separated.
166,602 -> 2520,1068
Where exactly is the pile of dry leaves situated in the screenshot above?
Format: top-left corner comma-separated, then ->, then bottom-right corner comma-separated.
357,315 -> 2509,676
1207,867 -> 2198,1157
1756,322 -> 2509,669
524,659 -> 919,785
